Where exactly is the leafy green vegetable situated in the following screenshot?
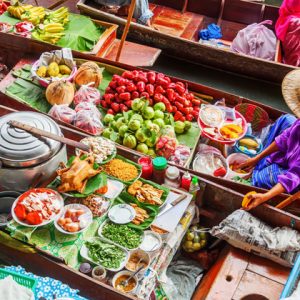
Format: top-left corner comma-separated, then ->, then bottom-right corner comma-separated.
85,239 -> 125,269
101,222 -> 143,249
57,14 -> 104,52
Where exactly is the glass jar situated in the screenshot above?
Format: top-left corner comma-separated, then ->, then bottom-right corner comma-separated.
152,157 -> 167,184
138,156 -> 153,179
164,166 -> 180,188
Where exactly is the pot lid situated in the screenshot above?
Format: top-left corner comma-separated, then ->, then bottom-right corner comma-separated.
0,112 -> 62,167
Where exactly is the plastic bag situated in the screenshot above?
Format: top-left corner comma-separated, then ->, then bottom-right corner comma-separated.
169,145 -> 191,166
74,84 -> 101,106
48,104 -> 76,124
156,126 -> 178,159
74,102 -> 101,119
231,20 -> 277,61
74,110 -> 104,135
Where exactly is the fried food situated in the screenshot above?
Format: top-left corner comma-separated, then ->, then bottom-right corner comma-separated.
57,155 -> 101,193
130,203 -> 149,225
103,158 -> 138,182
128,181 -> 163,206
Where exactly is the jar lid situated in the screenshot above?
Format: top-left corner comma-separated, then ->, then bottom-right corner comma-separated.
166,166 -> 180,179
153,157 -> 167,170
0,112 -> 62,168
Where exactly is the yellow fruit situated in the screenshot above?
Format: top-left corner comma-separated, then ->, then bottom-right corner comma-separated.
184,241 -> 193,249
220,124 -> 242,139
239,138 -> 258,150
192,243 -> 201,251
59,65 -> 71,75
47,62 -> 60,77
242,191 -> 257,208
186,232 -> 195,241
36,66 -> 47,78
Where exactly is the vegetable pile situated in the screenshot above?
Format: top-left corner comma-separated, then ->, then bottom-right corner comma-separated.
102,70 -> 201,121
85,239 -> 126,269
101,222 -> 143,249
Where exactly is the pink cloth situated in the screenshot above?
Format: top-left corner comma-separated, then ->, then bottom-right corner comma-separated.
275,0 -> 300,41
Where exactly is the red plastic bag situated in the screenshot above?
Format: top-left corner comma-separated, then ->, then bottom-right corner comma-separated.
75,110 -> 104,135
74,84 -> 101,106
75,102 -> 101,119
48,104 -> 76,124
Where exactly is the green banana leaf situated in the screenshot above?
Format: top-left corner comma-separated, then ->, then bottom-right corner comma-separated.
56,14 -> 104,52
113,191 -> 159,230
0,12 -> 19,25
176,122 -> 201,149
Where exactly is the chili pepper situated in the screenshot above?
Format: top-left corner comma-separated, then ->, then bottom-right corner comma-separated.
118,77 -> 126,86
168,82 -> 176,89
147,71 -> 156,84
131,91 -> 139,99
26,211 -> 42,225
119,104 -> 127,112
165,103 -> 173,113
100,100 -> 107,108
113,74 -> 121,81
107,109 -> 114,115
140,92 -> 150,99
14,204 -> 26,221
186,114 -> 194,121
175,83 -> 186,95
132,70 -> 139,81
176,81 -> 185,87
175,101 -> 184,111
213,167 -> 227,177
145,84 -> 154,96
105,86 -> 113,94
154,93 -> 163,103
179,116 -> 186,122
111,102 -> 120,113
125,100 -> 132,108
155,85 -> 165,94
165,76 -> 171,84
183,107 -> 193,115
122,71 -> 134,80
192,110 -> 199,118
161,96 -> 170,105
174,111 -> 183,121
166,88 -> 175,102
108,80 -> 117,89
157,77 -> 169,88
156,73 -> 165,80
114,94 -> 121,103
192,99 -> 201,106
148,99 -> 153,106
172,105 -> 177,113
137,73 -> 148,83
186,92 -> 194,101
103,93 -> 114,105
119,92 -> 131,101
176,95 -> 186,105
137,81 -> 145,93
116,85 -> 126,94
126,82 -> 137,92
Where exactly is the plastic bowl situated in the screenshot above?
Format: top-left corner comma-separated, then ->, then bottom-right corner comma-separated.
234,135 -> 263,157
31,59 -> 77,88
226,153 -> 251,180
112,270 -> 138,294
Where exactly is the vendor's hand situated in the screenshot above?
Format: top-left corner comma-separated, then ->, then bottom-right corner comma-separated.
242,193 -> 267,210
238,156 -> 259,172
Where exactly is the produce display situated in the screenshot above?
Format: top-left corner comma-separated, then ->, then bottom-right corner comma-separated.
57,205 -> 92,233
102,70 -> 200,121
80,136 -> 116,164
103,158 -> 140,182
13,188 -> 62,226
57,155 -> 102,194
182,225 -> 208,253
85,239 -> 126,269
82,195 -> 111,217
101,222 -> 143,249
128,180 -> 164,206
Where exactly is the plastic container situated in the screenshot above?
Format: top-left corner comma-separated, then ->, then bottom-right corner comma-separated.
0,268 -> 37,291
181,171 -> 192,191
112,270 -> 138,294
152,157 -> 167,184
92,266 -> 107,283
226,153 -> 251,180
189,177 -> 200,200
125,249 -> 150,275
138,156 -> 153,179
164,166 -> 180,188
234,134 -> 263,157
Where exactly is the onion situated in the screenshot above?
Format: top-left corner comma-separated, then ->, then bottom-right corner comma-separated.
74,61 -> 103,88
45,81 -> 75,106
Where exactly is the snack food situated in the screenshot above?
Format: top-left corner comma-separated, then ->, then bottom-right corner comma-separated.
130,203 -> 149,225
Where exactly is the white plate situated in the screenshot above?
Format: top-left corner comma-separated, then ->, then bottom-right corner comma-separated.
108,204 -> 136,224
80,236 -> 129,272
11,188 -> 64,228
55,204 -> 93,235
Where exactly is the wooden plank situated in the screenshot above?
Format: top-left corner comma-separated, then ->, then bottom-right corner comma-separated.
104,40 -> 161,67
232,270 -> 284,300
247,254 -> 290,285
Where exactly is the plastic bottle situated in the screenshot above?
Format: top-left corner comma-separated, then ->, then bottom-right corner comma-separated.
164,166 -> 181,188
152,157 -> 167,184
181,171 -> 192,191
189,177 -> 200,200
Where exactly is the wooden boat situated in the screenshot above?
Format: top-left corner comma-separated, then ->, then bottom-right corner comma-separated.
0,103 -> 298,300
76,0 -> 298,83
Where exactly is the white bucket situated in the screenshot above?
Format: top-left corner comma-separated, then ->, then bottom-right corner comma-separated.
226,153 -> 250,179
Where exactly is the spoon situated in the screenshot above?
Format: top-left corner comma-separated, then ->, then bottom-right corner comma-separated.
120,264 -> 144,287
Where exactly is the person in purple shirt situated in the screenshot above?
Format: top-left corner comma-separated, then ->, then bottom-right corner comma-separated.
240,69 -> 300,210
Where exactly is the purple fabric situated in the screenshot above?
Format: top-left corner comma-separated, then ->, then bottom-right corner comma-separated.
231,20 -> 277,61
266,119 -> 300,193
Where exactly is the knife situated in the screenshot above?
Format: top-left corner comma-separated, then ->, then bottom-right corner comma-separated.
157,194 -> 187,218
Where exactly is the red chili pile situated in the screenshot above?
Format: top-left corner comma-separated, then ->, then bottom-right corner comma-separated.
0,1 -> 8,15
101,70 -> 201,121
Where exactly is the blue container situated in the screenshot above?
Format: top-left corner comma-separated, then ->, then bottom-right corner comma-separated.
280,254 -> 300,299
234,135 -> 263,157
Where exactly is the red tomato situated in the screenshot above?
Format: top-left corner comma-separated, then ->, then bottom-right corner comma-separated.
14,204 -> 26,221
26,211 -> 42,225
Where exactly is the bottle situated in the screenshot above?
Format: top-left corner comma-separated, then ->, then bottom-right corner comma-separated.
152,157 -> 167,184
189,177 -> 200,200
164,166 -> 180,188
181,171 -> 191,191
138,156 -> 153,179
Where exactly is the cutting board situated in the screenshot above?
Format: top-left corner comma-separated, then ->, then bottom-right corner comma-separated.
152,187 -> 192,233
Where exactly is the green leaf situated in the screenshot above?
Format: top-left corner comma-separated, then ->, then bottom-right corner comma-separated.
0,12 -> 19,25
176,122 -> 200,148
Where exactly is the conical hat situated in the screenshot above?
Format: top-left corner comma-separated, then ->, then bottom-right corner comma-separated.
282,69 -> 300,118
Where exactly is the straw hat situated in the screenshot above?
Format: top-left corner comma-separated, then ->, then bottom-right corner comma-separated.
282,69 -> 300,118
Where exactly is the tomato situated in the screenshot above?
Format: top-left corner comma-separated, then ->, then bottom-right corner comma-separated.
14,204 -> 26,221
26,211 -> 43,225
213,167 -> 227,177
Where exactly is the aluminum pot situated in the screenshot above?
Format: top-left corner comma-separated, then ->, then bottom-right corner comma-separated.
0,111 -> 67,192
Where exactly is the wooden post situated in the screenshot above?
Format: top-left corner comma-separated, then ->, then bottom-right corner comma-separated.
276,190 -> 300,209
116,0 -> 136,62
182,0 -> 188,14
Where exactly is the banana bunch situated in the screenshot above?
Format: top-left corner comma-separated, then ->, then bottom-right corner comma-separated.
20,6 -> 46,25
7,2 -> 32,19
32,23 -> 65,44
44,7 -> 69,26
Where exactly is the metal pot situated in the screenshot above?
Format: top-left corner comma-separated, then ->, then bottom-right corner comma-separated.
0,111 -> 67,191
